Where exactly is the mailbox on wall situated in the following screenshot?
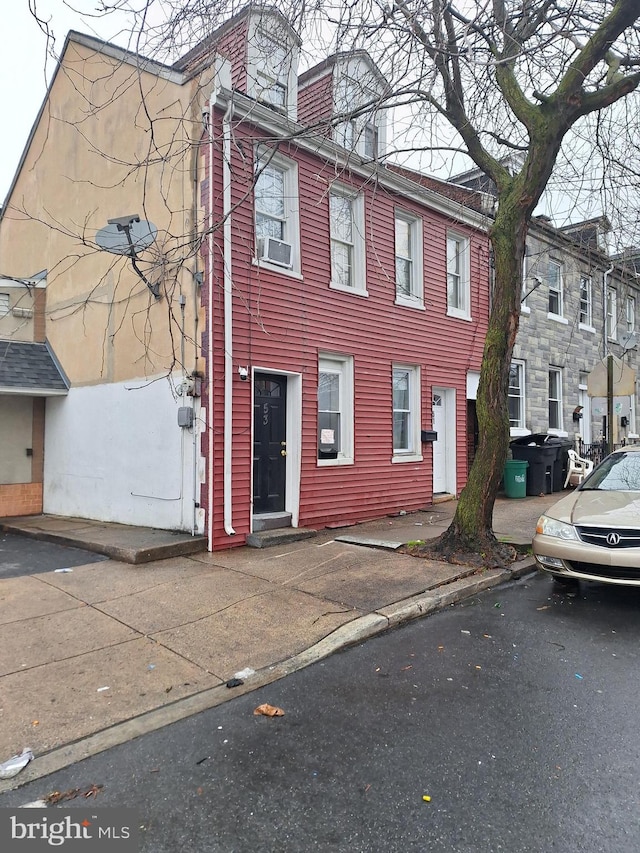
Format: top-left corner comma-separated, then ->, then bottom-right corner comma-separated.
421,429 -> 438,443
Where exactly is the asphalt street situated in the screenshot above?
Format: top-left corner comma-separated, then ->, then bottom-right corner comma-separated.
2,571 -> 639,852
0,532 -> 107,578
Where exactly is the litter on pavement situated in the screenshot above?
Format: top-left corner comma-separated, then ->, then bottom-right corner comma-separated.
234,667 -> 256,680
0,748 -> 34,779
253,703 -> 285,717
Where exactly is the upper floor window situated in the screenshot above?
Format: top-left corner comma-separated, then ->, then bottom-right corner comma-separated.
246,16 -> 299,120
392,365 -> 422,461
509,361 -> 526,430
395,212 -> 423,308
521,244 -> 531,311
318,353 -> 354,465
606,287 -> 617,340
333,70 -> 383,159
0,293 -> 9,317
626,295 -> 636,334
548,259 -> 563,317
254,150 -> 300,274
446,232 -> 471,319
329,185 -> 366,295
579,275 -> 593,328
549,367 -> 563,431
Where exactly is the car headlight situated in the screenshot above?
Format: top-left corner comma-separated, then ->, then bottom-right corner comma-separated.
535,515 -> 579,540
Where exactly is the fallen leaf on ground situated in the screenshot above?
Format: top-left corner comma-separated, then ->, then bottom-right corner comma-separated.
254,703 -> 285,717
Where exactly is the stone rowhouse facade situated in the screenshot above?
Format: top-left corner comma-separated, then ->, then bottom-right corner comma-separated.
511,215 -> 640,447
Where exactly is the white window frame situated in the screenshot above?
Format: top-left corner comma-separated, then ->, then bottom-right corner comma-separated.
0,293 -> 9,318
329,184 -> 367,296
607,286 -> 617,341
548,367 -> 563,433
317,353 -> 354,466
246,17 -> 298,120
446,231 -> 471,320
579,275 -> 594,331
394,211 -> 424,309
333,74 -> 383,159
509,360 -> 526,433
626,295 -> 636,334
547,259 -> 566,322
520,244 -> 531,314
254,149 -> 301,276
392,365 -> 422,462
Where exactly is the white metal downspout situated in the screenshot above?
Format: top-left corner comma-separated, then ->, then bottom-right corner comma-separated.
222,98 -> 236,536
207,97 -> 216,549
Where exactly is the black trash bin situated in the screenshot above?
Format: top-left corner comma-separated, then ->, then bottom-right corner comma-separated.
545,436 -> 574,491
510,434 -> 557,496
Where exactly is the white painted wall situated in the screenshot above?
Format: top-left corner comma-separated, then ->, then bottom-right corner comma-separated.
44,376 -> 200,531
0,395 -> 32,483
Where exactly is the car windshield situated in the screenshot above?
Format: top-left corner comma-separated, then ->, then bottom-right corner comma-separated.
580,451 -> 640,492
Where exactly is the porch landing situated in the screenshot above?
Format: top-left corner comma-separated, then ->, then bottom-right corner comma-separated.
0,514 -> 207,564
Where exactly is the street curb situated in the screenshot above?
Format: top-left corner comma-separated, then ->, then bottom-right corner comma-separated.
0,558 -> 538,793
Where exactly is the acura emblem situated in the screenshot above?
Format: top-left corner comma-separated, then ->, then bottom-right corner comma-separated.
606,532 -> 621,546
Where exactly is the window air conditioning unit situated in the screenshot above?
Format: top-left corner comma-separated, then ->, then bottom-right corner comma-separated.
258,236 -> 293,268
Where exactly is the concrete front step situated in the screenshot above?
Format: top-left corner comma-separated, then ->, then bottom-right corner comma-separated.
246,527 -> 317,548
252,511 -> 292,532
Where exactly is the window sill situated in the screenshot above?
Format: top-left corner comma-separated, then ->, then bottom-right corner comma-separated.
579,323 -> 596,334
317,456 -> 354,467
392,453 -> 423,464
330,282 -> 369,297
547,428 -> 568,437
510,427 -> 531,438
446,309 -> 472,322
252,258 -> 303,279
395,295 -> 425,310
547,312 -> 568,325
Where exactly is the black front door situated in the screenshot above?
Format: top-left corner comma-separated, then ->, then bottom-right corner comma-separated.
253,373 -> 287,513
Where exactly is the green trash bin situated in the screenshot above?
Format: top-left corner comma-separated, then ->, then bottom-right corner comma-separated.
504,459 -> 528,498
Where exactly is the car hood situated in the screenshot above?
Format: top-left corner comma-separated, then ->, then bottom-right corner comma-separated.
544,490 -> 640,527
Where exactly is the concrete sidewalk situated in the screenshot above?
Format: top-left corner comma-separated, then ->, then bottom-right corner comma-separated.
0,493 -> 557,790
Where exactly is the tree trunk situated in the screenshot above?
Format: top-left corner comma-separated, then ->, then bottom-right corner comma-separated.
429,198 -> 528,565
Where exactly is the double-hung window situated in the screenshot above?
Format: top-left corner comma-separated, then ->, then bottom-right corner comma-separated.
0,293 -> 9,318
549,368 -> 563,432
329,186 -> 366,295
318,354 -> 354,465
626,295 -> 636,334
395,212 -> 423,307
579,275 -> 593,329
548,259 -> 564,318
509,361 -> 526,431
606,287 -> 617,340
254,150 -> 300,274
392,365 -> 422,461
446,232 -> 470,319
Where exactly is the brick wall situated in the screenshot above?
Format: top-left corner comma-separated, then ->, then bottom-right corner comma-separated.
0,482 -> 43,517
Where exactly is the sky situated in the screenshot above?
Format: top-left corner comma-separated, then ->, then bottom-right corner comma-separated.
0,2 -> 134,202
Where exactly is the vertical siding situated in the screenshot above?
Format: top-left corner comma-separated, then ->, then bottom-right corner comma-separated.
204,116 -> 490,549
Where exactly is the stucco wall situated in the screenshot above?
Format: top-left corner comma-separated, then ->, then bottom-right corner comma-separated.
43,376 -> 199,530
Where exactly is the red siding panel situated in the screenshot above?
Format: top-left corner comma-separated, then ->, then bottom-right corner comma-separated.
204,117 -> 490,549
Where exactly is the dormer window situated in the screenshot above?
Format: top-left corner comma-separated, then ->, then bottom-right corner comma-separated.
254,28 -> 288,109
246,13 -> 299,120
332,59 -> 386,159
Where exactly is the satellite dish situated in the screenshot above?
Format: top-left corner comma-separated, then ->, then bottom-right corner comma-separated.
618,331 -> 638,352
95,217 -> 157,256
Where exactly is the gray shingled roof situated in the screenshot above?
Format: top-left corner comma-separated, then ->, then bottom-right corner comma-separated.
0,340 -> 69,394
